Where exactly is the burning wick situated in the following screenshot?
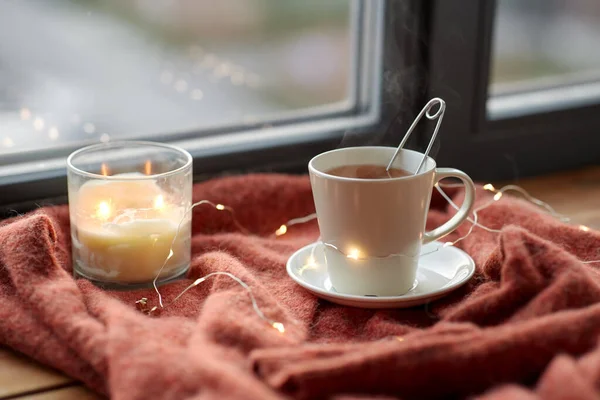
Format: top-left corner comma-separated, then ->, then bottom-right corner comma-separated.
100,163 -> 110,176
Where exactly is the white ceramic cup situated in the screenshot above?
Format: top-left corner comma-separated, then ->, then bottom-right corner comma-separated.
308,146 -> 475,296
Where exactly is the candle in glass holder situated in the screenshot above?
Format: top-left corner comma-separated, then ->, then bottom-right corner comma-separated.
67,142 -> 192,288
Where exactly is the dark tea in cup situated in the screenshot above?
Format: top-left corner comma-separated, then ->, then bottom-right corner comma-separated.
326,164 -> 410,179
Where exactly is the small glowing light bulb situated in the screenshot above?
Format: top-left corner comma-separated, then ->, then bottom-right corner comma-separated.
20,108 -> 31,120
96,201 -> 111,220
83,122 -> 96,134
483,183 -> 496,192
275,225 -> 287,236
215,204 -> 225,211
193,277 -> 206,286
33,117 -> 45,131
153,195 -> 165,210
174,79 -> 188,93
190,89 -> 204,100
48,127 -> 59,140
579,225 -> 591,232
493,192 -> 503,201
272,322 -> 285,333
347,248 -> 360,260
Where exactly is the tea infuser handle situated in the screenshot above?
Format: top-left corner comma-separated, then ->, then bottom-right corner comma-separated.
386,98 -> 446,175
423,168 -> 475,244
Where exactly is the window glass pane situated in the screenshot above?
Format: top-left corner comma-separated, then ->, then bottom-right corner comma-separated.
489,0 -> 600,119
490,0 -> 600,91
0,0 -> 354,155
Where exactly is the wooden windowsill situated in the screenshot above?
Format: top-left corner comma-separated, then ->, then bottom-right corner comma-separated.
501,166 -> 600,230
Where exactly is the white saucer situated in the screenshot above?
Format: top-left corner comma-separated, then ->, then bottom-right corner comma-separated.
286,241 -> 475,308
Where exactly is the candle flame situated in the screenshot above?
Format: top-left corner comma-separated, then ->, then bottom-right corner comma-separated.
272,322 -> 285,333
144,160 -> 152,175
153,195 -> 165,210
96,201 -> 111,220
100,163 -> 109,176
275,225 -> 287,236
347,248 -> 360,260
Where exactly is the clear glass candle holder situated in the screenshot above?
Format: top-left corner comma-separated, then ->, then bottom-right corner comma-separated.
67,141 -> 193,289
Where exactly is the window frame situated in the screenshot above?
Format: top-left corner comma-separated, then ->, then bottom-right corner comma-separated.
1,0 -> 430,212
428,0 -> 600,181
4,0 -> 600,211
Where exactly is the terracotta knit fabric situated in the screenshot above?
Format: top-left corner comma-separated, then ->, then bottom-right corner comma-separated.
1,174 -> 600,400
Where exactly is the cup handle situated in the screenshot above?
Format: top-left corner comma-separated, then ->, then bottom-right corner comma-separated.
423,168 -> 476,244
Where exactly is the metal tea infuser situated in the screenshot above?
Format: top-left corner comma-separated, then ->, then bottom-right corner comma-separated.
386,97 -> 446,175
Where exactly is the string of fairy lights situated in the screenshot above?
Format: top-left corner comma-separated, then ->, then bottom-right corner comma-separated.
137,181 -> 600,334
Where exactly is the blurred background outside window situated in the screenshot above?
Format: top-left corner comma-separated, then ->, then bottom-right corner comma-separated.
0,0 -> 354,155
489,0 -> 600,118
1,0 -> 598,198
